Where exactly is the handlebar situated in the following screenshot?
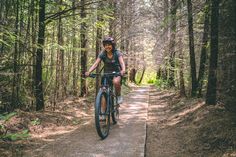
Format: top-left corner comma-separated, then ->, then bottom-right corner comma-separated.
88,72 -> 122,78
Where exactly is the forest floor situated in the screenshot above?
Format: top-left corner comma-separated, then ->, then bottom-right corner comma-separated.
145,87 -> 236,157
0,85 -> 236,157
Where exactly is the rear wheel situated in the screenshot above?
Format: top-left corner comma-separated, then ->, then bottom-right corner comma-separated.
95,90 -> 110,139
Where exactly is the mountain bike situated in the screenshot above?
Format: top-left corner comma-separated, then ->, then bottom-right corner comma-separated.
89,72 -> 120,139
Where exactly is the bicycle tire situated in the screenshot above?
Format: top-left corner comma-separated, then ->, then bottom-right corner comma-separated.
111,95 -> 119,124
95,90 -> 110,139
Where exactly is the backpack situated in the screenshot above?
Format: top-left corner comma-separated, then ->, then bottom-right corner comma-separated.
113,50 -> 122,69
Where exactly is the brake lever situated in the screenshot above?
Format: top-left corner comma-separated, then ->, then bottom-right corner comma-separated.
89,74 -> 96,78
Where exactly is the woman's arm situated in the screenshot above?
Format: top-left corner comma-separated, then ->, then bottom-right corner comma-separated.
85,57 -> 101,76
118,55 -> 126,76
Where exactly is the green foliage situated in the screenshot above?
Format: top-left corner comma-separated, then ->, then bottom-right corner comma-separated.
121,83 -> 132,96
0,124 -> 5,131
154,79 -> 169,89
30,118 -> 41,126
135,70 -> 156,85
0,129 -> 30,141
0,112 -> 17,121
0,113 -> 30,141
95,21 -> 107,29
0,38 -> 11,47
72,119 -> 80,125
0,27 -> 16,48
147,79 -> 155,84
134,69 -> 169,88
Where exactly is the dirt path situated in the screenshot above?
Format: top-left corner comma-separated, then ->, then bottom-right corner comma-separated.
2,86 -> 235,157
23,86 -> 149,157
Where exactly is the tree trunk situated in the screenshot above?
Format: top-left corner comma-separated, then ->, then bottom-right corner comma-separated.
168,0 -> 177,87
206,0 -> 220,105
156,68 -> 161,80
197,0 -> 210,97
129,68 -> 137,83
11,0 -> 20,111
57,0 -> 66,99
178,5 -> 186,97
72,0 -> 77,96
109,0 -> 117,38
35,0 -> 45,111
212,0 -> 236,111
120,0 -> 126,51
31,0 -> 37,109
161,0 -> 169,82
95,1 -> 103,95
138,66 -> 146,84
187,0 -> 197,96
80,0 -> 88,97
50,29 -> 55,107
55,24 -> 60,105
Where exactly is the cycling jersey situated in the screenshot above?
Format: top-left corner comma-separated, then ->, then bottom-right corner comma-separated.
98,50 -> 122,73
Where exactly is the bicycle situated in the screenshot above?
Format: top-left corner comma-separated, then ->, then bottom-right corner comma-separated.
88,72 -> 121,139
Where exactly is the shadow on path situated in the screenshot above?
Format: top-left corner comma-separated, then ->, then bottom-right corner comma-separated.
23,86 -> 150,157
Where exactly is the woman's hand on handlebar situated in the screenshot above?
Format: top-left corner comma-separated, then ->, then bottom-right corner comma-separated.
85,71 -> 90,77
120,70 -> 125,76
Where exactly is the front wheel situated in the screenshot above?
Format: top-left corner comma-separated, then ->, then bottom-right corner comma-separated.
95,90 -> 110,139
111,95 -> 119,124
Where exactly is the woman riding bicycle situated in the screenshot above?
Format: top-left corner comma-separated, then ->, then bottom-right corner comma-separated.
85,36 -> 126,104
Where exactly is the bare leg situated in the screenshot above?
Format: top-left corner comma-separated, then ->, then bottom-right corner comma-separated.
113,76 -> 121,96
101,95 -> 106,113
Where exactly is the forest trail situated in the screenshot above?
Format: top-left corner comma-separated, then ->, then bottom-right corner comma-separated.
1,86 -> 235,157
23,86 -> 149,157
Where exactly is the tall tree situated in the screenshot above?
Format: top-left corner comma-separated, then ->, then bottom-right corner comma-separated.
30,0 -> 37,110
178,2 -> 186,97
216,0 -> 236,111
187,0 -> 197,96
197,0 -> 210,96
168,0 -> 177,87
95,1 -> 103,95
80,0 -> 88,97
206,0 -> 220,105
119,0 -> 127,51
109,0 -> 117,38
72,0 -> 78,96
161,0 -> 169,81
57,0 -> 66,98
35,0 -> 46,110
11,0 -> 20,110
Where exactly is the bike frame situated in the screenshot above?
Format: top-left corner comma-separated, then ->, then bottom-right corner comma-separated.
100,74 -> 115,116
88,72 -> 120,139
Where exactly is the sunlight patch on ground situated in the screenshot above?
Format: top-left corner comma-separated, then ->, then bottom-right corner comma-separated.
129,95 -> 147,99
75,110 -> 90,117
166,102 -> 205,126
223,152 -> 236,157
149,104 -> 167,109
31,126 -> 77,140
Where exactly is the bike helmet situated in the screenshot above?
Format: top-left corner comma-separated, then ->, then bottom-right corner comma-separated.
102,36 -> 116,48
